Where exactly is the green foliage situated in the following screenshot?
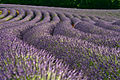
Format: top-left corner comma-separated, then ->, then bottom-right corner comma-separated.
0,0 -> 120,9
0,11 -> 2,15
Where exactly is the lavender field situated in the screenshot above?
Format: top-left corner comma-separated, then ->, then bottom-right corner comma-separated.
0,4 -> 120,80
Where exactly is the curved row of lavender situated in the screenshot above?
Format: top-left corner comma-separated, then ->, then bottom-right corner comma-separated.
0,4 -> 120,80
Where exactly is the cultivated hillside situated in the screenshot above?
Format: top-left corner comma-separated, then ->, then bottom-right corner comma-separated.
0,4 -> 120,80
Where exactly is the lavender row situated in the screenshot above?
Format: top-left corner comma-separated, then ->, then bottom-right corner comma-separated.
63,13 -> 81,27
80,16 -> 96,24
18,9 -> 34,22
36,10 -> 50,24
0,9 -> 38,30
30,9 -> 42,23
58,14 -> 120,48
48,11 -> 60,23
112,19 -> 120,26
74,21 -> 120,37
0,4 -> 120,18
95,19 -> 120,32
69,14 -> 120,38
50,21 -> 120,48
22,13 -> 61,43
0,8 -> 17,23
21,31 -> 120,80
64,12 -> 73,19
56,12 -> 71,23
8,8 -> 26,22
0,8 -> 27,30
0,32 -> 85,80
0,10 -> 43,36
0,10 -> 60,41
18,20 -> 120,79
0,8 -> 8,19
